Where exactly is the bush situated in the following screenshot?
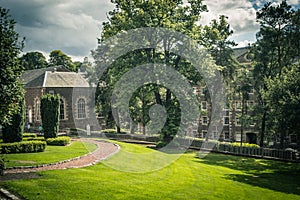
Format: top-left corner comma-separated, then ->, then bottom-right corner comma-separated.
41,94 -> 60,139
0,156 -> 4,176
46,136 -> 70,146
23,133 -> 37,138
101,129 -> 127,134
2,99 -> 25,143
23,137 -> 45,142
0,141 -> 47,154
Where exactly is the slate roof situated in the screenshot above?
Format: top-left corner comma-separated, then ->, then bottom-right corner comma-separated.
21,66 -> 90,88
44,71 -> 90,87
233,47 -> 251,63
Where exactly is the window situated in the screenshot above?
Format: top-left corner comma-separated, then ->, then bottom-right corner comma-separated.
247,100 -> 254,107
213,131 -> 218,140
223,103 -> 229,110
60,99 -> 65,120
224,116 -> 229,125
35,100 -> 41,121
248,87 -> 255,94
201,101 -> 207,110
202,130 -> 207,138
224,132 -> 230,140
78,98 -> 86,119
202,116 -> 208,125
249,118 -> 255,126
235,101 -> 242,110
236,117 -> 241,126
28,107 -> 32,123
201,87 -> 206,96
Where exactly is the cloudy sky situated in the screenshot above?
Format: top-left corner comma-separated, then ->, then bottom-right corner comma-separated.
1,0 -> 299,62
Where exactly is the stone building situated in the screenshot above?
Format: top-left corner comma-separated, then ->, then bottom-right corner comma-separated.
197,47 -> 259,144
21,66 -> 97,132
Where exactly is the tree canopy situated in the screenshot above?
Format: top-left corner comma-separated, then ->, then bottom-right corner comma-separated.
19,51 -> 47,70
0,7 -> 24,124
252,0 -> 299,147
48,50 -> 76,72
93,0 -> 225,144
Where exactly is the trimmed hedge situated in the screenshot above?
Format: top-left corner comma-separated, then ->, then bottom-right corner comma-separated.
41,94 -> 60,139
23,137 -> 45,142
23,133 -> 37,138
0,141 -> 47,154
46,136 -> 70,146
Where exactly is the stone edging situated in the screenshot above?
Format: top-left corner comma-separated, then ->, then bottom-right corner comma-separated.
4,139 -> 120,173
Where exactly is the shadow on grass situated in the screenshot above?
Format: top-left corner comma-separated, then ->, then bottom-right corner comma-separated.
195,153 -> 300,195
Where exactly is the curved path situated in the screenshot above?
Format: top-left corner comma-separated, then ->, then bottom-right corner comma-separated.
3,139 -> 120,175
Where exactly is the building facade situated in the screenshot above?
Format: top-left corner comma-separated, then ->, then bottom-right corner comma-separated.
21,66 -> 97,132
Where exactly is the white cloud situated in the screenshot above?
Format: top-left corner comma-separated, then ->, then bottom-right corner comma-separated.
236,40 -> 254,48
200,0 -> 259,43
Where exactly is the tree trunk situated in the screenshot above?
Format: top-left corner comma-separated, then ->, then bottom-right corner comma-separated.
260,110 -> 267,147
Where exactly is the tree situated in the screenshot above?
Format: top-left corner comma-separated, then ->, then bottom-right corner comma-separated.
2,98 -> 25,143
252,1 -> 297,147
19,51 -> 47,70
265,64 -> 300,149
0,7 -> 24,125
40,94 -> 60,139
202,15 -> 238,81
48,50 -> 76,72
94,0 -> 210,141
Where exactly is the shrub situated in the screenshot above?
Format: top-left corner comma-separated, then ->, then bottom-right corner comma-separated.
0,141 -> 47,154
2,99 -> 25,143
0,156 -> 4,176
46,136 -> 70,146
23,133 -> 37,138
41,94 -> 60,139
23,137 -> 45,142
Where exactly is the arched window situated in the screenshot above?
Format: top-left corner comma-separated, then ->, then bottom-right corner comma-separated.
78,98 -> 86,119
35,100 -> 41,121
60,99 -> 65,120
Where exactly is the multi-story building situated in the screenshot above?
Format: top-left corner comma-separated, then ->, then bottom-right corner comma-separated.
197,47 -> 259,144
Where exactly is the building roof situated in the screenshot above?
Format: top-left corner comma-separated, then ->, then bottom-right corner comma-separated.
233,47 -> 251,63
21,66 -> 90,88
44,71 -> 90,87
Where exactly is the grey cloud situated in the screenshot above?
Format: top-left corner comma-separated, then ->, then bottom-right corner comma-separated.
0,0 -> 114,59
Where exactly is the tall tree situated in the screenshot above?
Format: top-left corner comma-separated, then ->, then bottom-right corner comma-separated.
265,64 -> 300,149
94,0 -> 212,142
48,50 -> 76,72
202,15 -> 238,81
20,51 -> 47,70
0,7 -> 24,125
252,1 -> 297,147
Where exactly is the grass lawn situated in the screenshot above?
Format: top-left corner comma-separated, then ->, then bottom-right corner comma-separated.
1,141 -> 299,200
3,141 -> 97,168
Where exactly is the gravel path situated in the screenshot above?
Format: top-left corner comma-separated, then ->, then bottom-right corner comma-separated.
1,139 -> 120,180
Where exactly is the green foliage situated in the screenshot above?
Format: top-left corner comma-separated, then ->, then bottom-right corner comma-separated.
4,141 -> 97,168
0,156 -> 4,176
94,0 -> 216,142
46,136 -> 70,146
0,7 -> 25,124
2,142 -> 300,200
0,141 -> 46,154
19,51 -> 47,70
22,133 -> 37,138
265,64 -> 300,147
48,50 -> 76,72
252,1 -> 299,147
40,94 -> 60,139
2,98 -> 25,143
